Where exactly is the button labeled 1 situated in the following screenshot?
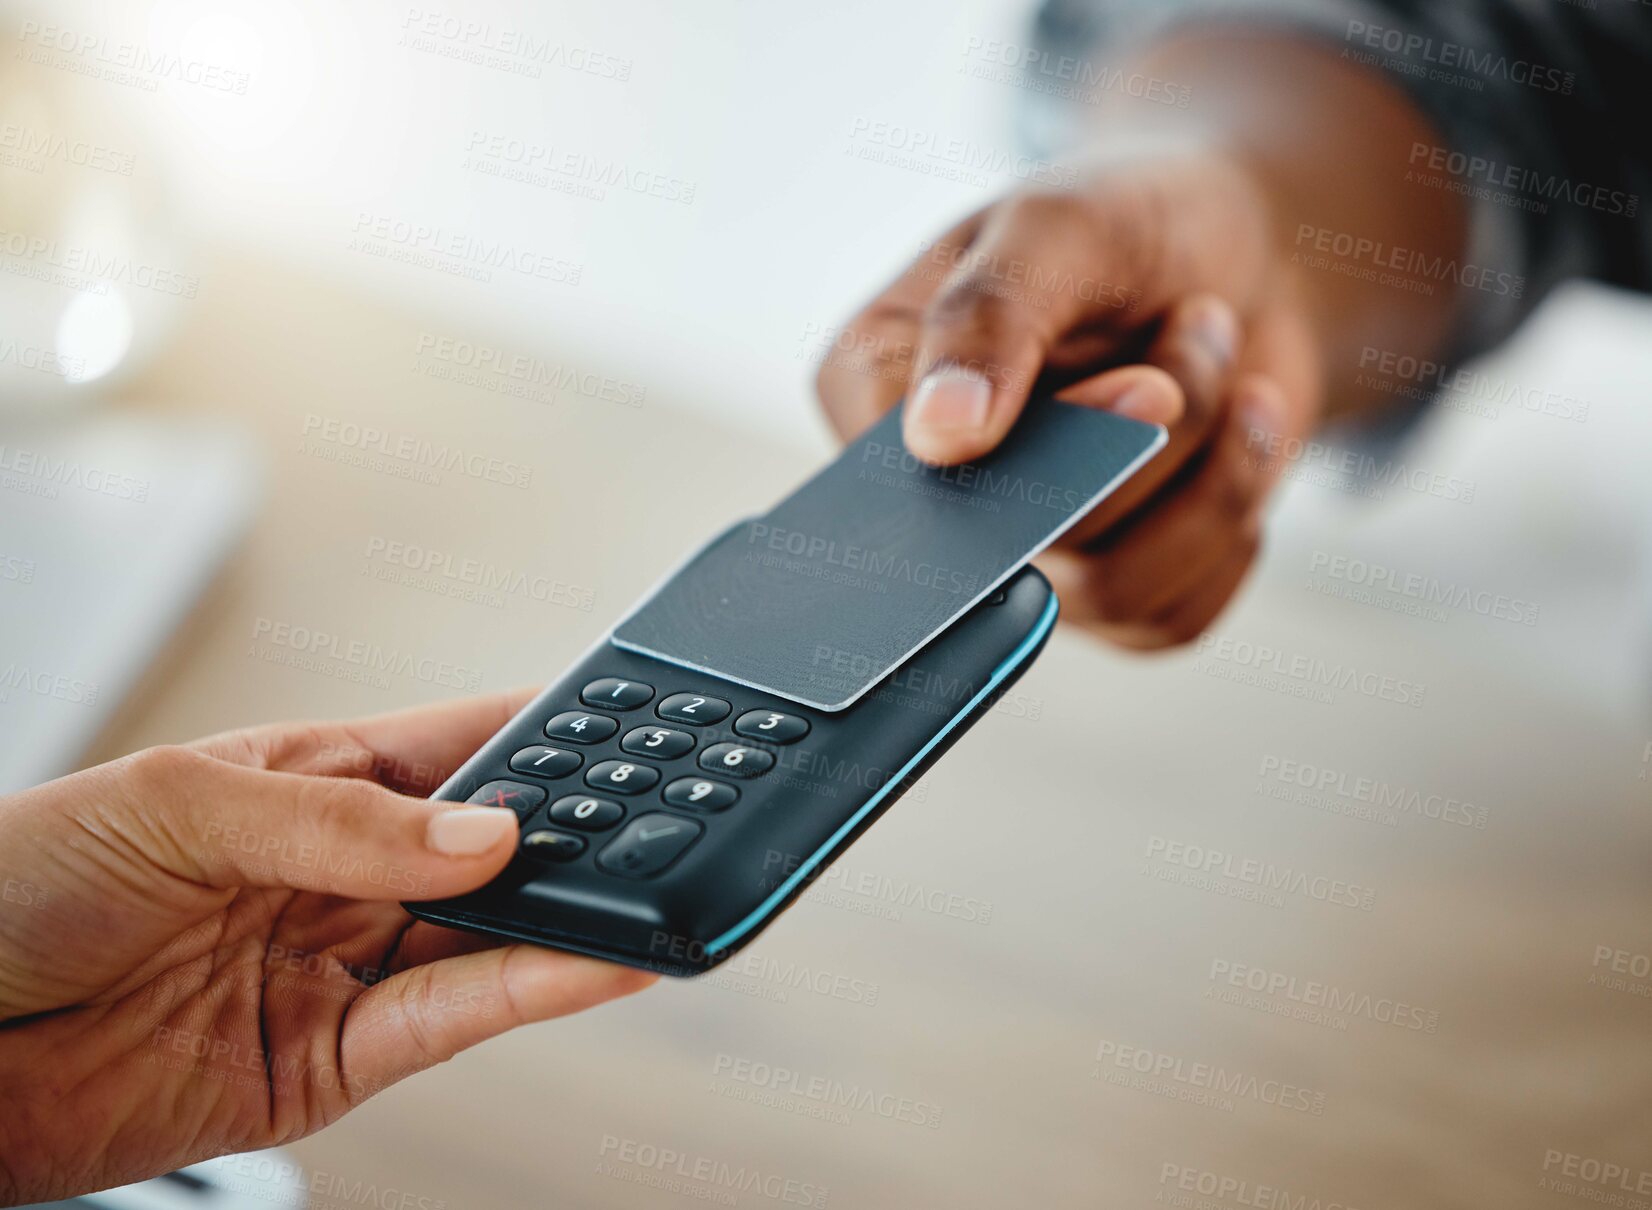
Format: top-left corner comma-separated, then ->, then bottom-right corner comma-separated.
580,678 -> 655,711
597,813 -> 703,878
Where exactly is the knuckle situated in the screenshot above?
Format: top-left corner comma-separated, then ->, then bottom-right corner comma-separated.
299,772 -> 395,833
925,276 -> 1006,331
920,291 -> 1040,388
127,743 -> 212,790
396,966 -> 453,1070
999,187 -> 1087,235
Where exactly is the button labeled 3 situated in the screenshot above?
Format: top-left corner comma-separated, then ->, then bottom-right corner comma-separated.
733,710 -> 810,744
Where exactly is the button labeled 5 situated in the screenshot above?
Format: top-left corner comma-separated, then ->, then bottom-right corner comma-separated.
620,726 -> 695,759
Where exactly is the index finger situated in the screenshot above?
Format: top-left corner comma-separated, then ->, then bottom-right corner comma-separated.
815,210 -> 986,443
189,687 -> 540,795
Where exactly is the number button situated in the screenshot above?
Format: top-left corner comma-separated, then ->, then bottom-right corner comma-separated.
466,780 -> 547,818
508,746 -> 582,779
733,709 -> 810,744
662,777 -> 739,813
698,743 -> 774,779
580,678 -> 655,711
597,813 -> 704,878
586,760 -> 661,795
520,830 -> 585,862
544,711 -> 618,744
620,726 -> 695,760
548,794 -> 625,831
656,692 -> 731,725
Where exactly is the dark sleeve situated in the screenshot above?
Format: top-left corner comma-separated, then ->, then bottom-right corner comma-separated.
1025,0 -> 1652,367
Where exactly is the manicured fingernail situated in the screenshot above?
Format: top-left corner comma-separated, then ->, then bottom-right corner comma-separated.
1185,297 -> 1238,366
427,807 -> 515,856
907,366 -> 992,433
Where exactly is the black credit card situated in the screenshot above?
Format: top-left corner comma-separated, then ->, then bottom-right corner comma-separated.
611,398 -> 1165,711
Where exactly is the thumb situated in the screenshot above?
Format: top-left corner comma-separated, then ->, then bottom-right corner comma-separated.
900,162 -> 1269,466
111,744 -> 517,900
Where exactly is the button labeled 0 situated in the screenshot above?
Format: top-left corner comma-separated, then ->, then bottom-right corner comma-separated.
549,794 -> 625,831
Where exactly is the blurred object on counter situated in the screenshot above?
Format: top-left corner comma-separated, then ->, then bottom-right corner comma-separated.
0,415 -> 263,790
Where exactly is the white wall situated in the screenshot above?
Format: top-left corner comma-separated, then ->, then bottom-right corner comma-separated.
13,0 -> 1041,444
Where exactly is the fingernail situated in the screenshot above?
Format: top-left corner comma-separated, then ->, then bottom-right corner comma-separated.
907,366 -> 992,432
427,807 -> 515,857
1238,379 -> 1286,442
1186,297 -> 1238,366
1111,382 -> 1165,422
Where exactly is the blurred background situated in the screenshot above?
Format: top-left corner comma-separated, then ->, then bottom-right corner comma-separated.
2,1 -> 1649,1208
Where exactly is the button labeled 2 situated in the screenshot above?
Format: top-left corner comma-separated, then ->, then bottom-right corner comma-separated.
656,693 -> 731,725
597,813 -> 703,878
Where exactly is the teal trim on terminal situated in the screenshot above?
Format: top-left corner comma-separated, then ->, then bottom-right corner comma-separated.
705,592 -> 1061,956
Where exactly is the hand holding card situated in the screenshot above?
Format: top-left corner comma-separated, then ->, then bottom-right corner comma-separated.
613,398 -> 1166,710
